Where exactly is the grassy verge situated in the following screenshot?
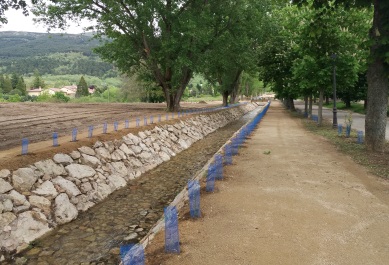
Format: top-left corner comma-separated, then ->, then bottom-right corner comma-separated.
323,102 -> 366,115
295,112 -> 389,179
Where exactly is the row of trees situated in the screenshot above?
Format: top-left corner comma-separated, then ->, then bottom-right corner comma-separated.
0,73 -> 27,95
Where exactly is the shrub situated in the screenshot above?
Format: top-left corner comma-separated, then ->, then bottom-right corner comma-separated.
53,92 -> 70,102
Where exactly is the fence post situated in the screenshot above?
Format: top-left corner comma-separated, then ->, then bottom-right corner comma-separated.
21,138 -> 28,155
71,128 -> 78,142
53,132 -> 59,147
188,180 -> 201,218
165,206 -> 180,253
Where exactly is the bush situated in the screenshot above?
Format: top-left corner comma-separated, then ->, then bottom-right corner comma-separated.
9,89 -> 23,96
53,92 -> 70,102
36,91 -> 52,102
8,94 -> 21,102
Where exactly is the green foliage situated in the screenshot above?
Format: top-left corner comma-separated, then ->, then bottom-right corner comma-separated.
3,75 -> 12,93
53,92 -> 70,102
76,76 -> 88,98
0,0 -> 29,24
36,91 -> 52,102
8,94 -> 21,102
32,70 -> 45,89
9,89 -> 22,96
0,32 -> 118,78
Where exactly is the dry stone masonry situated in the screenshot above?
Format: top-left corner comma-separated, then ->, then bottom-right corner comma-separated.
0,103 -> 256,258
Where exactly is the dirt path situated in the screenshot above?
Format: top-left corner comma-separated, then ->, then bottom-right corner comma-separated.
145,101 -> 389,265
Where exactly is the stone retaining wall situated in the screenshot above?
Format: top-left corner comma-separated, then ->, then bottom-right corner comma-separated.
0,103 -> 257,257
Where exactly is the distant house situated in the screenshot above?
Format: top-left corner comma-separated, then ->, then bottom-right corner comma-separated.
60,87 -> 76,98
27,87 -> 43,97
48,88 -> 62,95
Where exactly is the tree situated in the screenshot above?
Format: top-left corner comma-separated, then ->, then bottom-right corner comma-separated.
16,76 -> 27,96
10,73 -> 19,89
293,0 -> 389,152
76,76 -> 88,97
3,75 -> 12,93
32,0 -> 230,111
32,69 -> 45,88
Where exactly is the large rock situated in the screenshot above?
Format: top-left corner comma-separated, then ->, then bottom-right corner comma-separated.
0,169 -> 11,179
12,168 -> 38,192
53,153 -> 73,165
138,151 -> 152,161
178,138 -> 190,149
78,146 -> 96,156
159,151 -> 171,162
108,162 -> 128,177
119,144 -> 134,157
54,193 -> 78,224
65,164 -> 96,179
69,151 -> 81,160
51,176 -> 81,198
107,174 -> 127,191
9,190 -> 28,206
32,180 -> 58,199
0,179 -> 13,194
34,159 -> 66,176
29,195 -> 51,214
95,147 -> 111,160
125,133 -> 141,145
111,150 -> 126,161
104,141 -> 115,153
0,212 -> 16,232
128,157 -> 143,168
95,183 -> 112,201
138,131 -> 147,139
2,211 -> 51,252
131,145 -> 143,154
80,154 -> 101,168
75,195 -> 95,212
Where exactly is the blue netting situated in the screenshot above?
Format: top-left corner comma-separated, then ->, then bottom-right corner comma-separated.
125,120 -> 130,129
224,144 -> 232,165
150,116 -> 154,124
346,125 -> 351,137
121,244 -> 145,265
164,206 -> 180,253
357,131 -> 364,144
136,118 -> 140,127
143,117 -> 148,126
188,180 -> 201,218
214,154 -> 223,180
103,122 -> 108,133
53,132 -> 58,147
114,121 -> 118,131
158,114 -> 162,122
71,128 -> 78,142
337,124 -> 343,136
21,138 -> 28,155
88,125 -> 93,138
206,164 -> 216,192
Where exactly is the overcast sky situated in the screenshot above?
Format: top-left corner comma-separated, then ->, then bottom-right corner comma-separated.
0,8 -> 86,34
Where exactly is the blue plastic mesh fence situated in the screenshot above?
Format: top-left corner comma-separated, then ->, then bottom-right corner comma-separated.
158,114 -> 161,122
125,120 -> 130,129
206,164 -> 216,192
103,122 -> 108,134
71,128 -> 78,142
114,121 -> 118,131
136,118 -> 140,127
143,117 -> 148,126
164,206 -> 180,253
121,244 -> 145,265
21,138 -> 28,155
88,126 -> 93,138
150,116 -> 154,124
346,125 -> 351,137
224,144 -> 232,165
188,180 -> 201,218
215,154 -> 223,180
337,124 -> 343,136
53,132 -> 58,147
357,131 -> 364,144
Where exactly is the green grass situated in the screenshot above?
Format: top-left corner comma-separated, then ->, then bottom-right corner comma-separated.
323,102 -> 366,115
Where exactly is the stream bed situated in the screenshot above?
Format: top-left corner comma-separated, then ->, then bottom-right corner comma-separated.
6,107 -> 262,265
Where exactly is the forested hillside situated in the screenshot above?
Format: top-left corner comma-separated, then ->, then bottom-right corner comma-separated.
0,31 -> 117,78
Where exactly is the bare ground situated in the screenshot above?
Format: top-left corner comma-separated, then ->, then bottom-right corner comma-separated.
145,101 -> 389,265
0,101 -> 217,170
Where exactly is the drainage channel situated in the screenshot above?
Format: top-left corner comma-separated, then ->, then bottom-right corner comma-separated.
5,107 -> 263,265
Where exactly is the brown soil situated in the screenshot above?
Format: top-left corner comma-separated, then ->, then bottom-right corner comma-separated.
0,102 -> 219,171
145,101 -> 389,265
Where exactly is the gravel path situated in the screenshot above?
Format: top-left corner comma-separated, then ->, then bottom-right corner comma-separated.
145,101 -> 389,265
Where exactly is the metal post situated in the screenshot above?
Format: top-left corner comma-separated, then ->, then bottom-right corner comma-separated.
332,54 -> 338,128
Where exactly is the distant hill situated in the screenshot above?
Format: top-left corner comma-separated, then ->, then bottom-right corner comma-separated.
0,31 -> 117,78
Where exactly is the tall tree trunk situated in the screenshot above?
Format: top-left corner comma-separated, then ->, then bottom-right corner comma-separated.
325,96 -> 330,105
365,1 -> 389,152
345,98 -> 351,108
164,68 -> 192,112
222,91 -> 229,107
288,97 -> 295,111
304,96 -> 308,117
229,70 -> 243,104
309,94 -> 313,118
318,89 -> 324,126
